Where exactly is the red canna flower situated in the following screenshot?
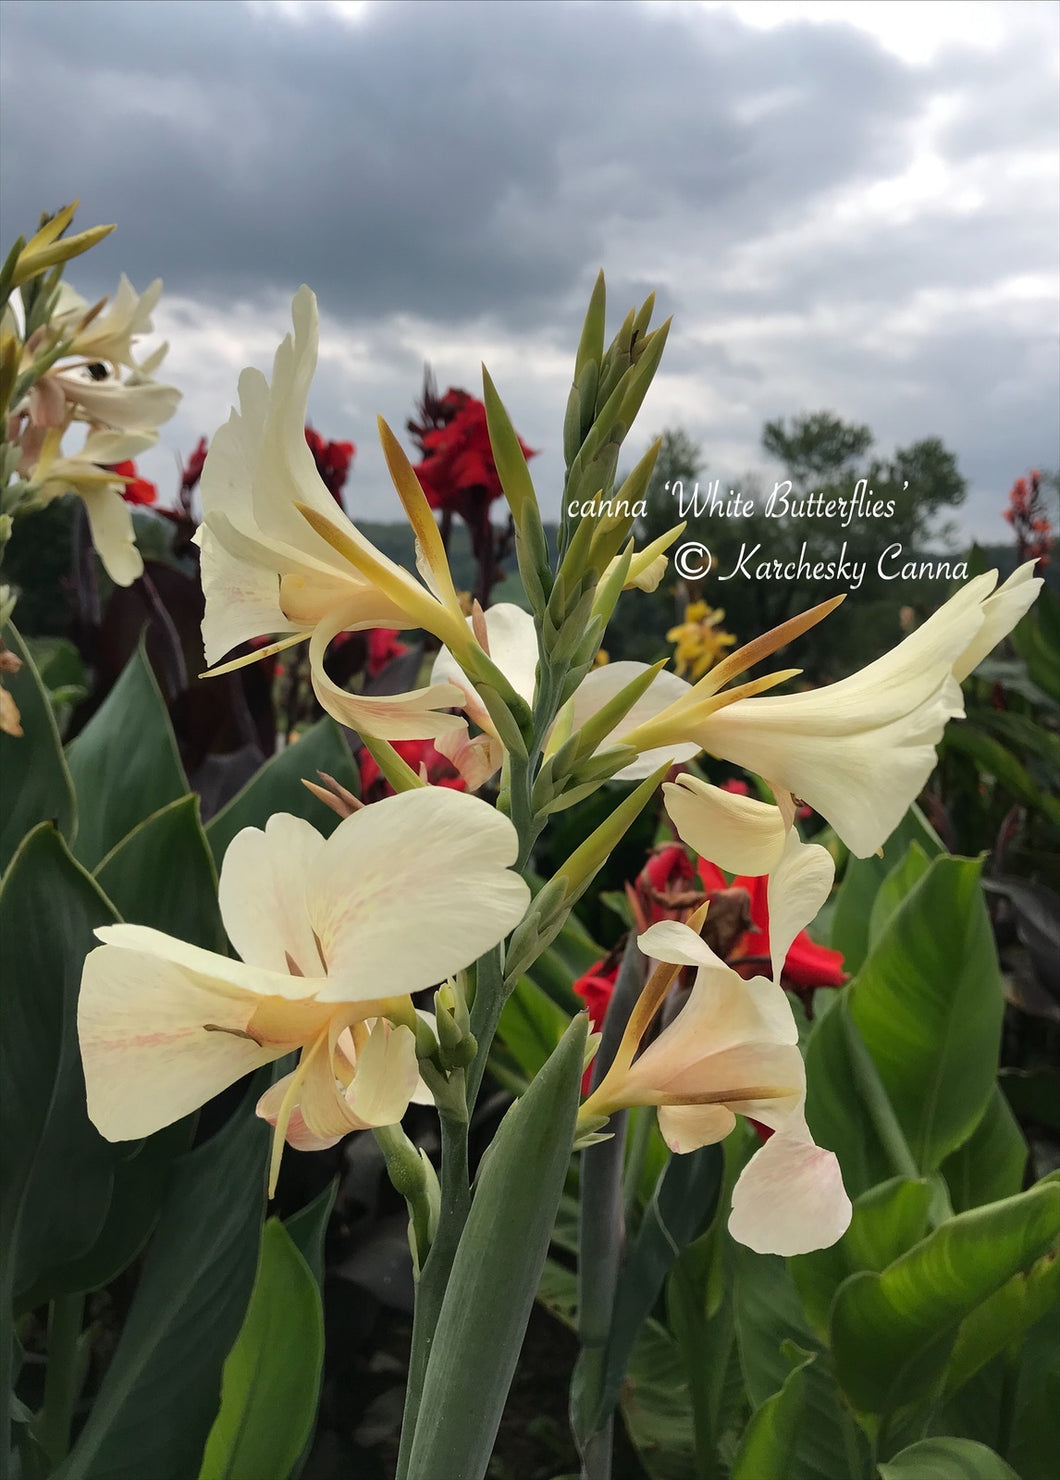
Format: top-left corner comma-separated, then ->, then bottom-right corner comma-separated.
572,842 -> 845,1046
366,628 -> 410,678
358,738 -> 467,800
410,387 -> 536,514
109,459 -> 157,506
305,426 -> 355,509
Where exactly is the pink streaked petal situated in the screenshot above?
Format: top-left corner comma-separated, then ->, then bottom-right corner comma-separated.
78,944 -> 289,1141
256,1074 -> 344,1151
728,1131 -> 852,1255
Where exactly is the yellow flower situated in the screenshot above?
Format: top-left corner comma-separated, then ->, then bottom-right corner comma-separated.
666,600 -> 737,680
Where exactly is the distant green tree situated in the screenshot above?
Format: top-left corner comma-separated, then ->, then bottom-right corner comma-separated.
637,428 -> 705,547
762,411 -> 873,490
623,414 -> 971,680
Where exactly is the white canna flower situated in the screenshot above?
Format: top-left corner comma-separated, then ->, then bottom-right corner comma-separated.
78,791 -> 530,1190
18,425 -> 157,585
195,287 -> 489,741
51,274 -> 164,370
431,602 -> 697,786
581,887 -> 850,1256
682,565 -> 1043,857
40,366 -> 180,434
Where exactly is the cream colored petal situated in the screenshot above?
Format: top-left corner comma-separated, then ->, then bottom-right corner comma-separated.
200,361 -> 347,576
568,662 -> 700,780
622,983 -> 801,1104
218,813 -> 327,974
697,670 -> 965,859
256,1074 -> 344,1151
343,1022 -> 421,1126
638,1038 -> 804,1103
52,371 -> 181,431
433,725 -> 505,791
663,775 -> 788,876
637,919 -> 728,971
252,288 -> 357,554
78,943 -> 290,1141
766,829 -> 835,984
308,604 -> 466,741
308,789 -> 529,1002
78,485 -> 143,586
657,1102 -> 736,1152
953,561 -> 1044,682
728,1131 -> 852,1254
431,603 -> 539,729
476,604 -> 540,706
93,923 -> 325,1000
196,518 -> 301,667
80,428 -> 159,464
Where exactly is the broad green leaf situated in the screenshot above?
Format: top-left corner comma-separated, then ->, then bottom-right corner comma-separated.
877,1437 -> 1020,1479
205,717 -> 359,866
0,825 -> 119,1316
403,1015 -> 587,1480
804,999 -> 899,1200
977,709 -> 1060,778
284,1179 -> 337,1287
0,623 -> 76,869
1008,1307 -> 1060,1480
536,1258 -> 578,1332
1011,596 -> 1060,704
56,1100 -> 269,1480
729,1348 -> 813,1480
665,1138 -> 747,1476
868,842 -> 931,952
497,975 -> 572,1080
848,855 -> 1003,1173
198,1220 -> 323,1480
22,1120 -> 195,1305
944,1240 -> 1060,1399
733,1247 -> 864,1480
66,640 -> 186,868
943,727 -> 1060,825
830,1181 -> 1060,1415
22,634 -> 87,731
941,1087 -> 1027,1214
96,795 -> 226,953
735,1250 -> 816,1411
830,804 -> 942,974
792,1178 -> 933,1340
599,1146 -> 723,1419
619,1320 -> 697,1480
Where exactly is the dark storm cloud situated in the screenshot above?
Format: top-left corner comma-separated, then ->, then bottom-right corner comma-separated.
1,0 -> 922,328
1,0 -> 1056,531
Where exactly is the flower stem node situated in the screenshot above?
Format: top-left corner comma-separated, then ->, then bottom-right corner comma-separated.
434,981 -> 477,1071
374,1124 -> 440,1278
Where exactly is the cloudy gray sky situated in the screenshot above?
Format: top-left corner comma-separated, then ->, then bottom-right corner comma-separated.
2,0 -> 1057,540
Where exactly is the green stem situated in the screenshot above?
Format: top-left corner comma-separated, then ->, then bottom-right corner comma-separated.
36,1292 -> 86,1466
395,1100 -> 470,1480
466,947 -> 507,1111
